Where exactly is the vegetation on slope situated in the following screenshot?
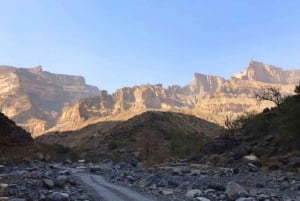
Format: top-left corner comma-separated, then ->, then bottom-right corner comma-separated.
228,85 -> 300,150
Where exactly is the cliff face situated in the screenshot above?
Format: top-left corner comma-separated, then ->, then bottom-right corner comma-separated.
189,73 -> 226,97
54,60 -> 299,131
1,61 -> 300,135
233,60 -> 300,84
0,65 -> 100,136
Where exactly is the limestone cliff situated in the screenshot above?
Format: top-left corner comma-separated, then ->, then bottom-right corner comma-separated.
233,60 -> 300,84
54,60 -> 300,131
0,65 -> 100,136
189,73 -> 225,97
1,61 -> 300,135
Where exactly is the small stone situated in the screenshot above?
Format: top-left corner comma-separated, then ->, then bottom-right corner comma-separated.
207,182 -> 226,191
264,135 -> 274,142
255,183 -> 264,188
195,197 -> 210,201
203,189 -> 215,194
185,189 -> 202,198
225,181 -> 249,200
243,154 -> 262,167
159,190 -> 174,196
236,198 -> 256,201
47,192 -> 69,201
257,194 -> 270,200
43,179 -> 55,189
167,180 -> 179,187
0,165 -> 5,172
89,165 -> 103,172
0,183 -> 8,189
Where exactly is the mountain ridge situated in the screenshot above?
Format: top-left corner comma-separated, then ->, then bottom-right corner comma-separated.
1,60 -> 300,136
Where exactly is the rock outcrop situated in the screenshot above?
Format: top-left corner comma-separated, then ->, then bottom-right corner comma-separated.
1,61 -> 300,135
0,65 -> 100,136
54,60 -> 299,131
233,60 -> 300,84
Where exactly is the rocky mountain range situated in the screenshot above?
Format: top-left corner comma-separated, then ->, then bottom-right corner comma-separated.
51,60 -> 299,133
0,60 -> 299,136
0,65 -> 99,135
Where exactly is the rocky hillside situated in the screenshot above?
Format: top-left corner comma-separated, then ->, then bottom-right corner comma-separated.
37,111 -> 224,163
0,112 -> 36,162
0,65 -> 100,136
0,112 -> 33,145
203,92 -> 300,174
53,60 -> 299,132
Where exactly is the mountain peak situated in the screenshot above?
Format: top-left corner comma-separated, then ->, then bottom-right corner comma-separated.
232,60 -> 300,84
28,65 -> 43,74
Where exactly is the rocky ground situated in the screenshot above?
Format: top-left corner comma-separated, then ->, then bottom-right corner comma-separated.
0,161 -> 92,201
1,160 -> 300,201
101,161 -> 300,201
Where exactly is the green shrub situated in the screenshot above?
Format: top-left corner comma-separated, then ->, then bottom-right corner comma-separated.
170,130 -> 206,159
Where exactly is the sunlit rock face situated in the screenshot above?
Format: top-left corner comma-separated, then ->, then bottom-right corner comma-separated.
1,61 -> 300,136
0,65 -> 100,136
54,60 -> 300,132
233,60 -> 300,84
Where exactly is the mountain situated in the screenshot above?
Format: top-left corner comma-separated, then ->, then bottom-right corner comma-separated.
52,60 -> 299,132
233,60 -> 300,84
0,65 -> 100,136
37,111 -> 224,163
0,60 -> 299,136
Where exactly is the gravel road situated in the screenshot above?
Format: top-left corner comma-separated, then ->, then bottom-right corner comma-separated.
77,172 -> 156,201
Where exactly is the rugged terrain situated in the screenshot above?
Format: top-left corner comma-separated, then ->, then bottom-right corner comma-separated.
0,112 -> 35,162
1,60 -> 300,136
1,160 -> 299,201
0,65 -> 99,136
1,61 -> 300,201
51,60 -> 299,133
37,111 -> 224,165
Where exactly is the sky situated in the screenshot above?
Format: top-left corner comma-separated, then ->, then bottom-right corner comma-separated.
1,0 -> 300,92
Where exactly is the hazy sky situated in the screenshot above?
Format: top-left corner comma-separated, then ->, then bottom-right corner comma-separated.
1,0 -> 300,92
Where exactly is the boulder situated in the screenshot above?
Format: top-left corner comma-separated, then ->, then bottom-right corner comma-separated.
225,182 -> 248,200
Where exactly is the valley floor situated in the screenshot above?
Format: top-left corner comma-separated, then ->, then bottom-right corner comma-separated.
0,161 -> 300,201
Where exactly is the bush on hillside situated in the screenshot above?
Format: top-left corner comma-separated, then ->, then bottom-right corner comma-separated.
170,130 -> 206,159
224,111 -> 257,134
